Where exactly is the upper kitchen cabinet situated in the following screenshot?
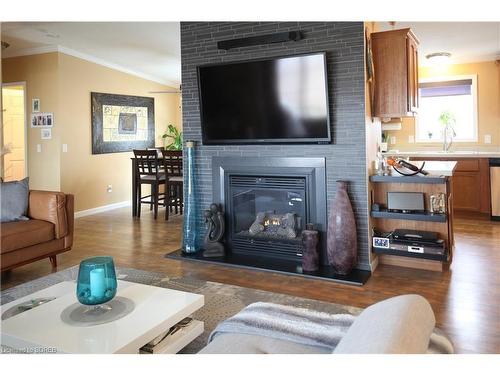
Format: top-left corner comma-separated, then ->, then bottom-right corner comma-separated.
371,28 -> 420,118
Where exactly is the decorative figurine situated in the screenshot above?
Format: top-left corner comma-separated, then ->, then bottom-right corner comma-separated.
202,203 -> 226,258
301,223 -> 319,272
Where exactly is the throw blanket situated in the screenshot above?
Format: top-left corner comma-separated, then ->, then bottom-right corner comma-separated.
208,302 -> 454,354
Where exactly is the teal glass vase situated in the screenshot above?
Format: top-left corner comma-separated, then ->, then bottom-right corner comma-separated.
76,257 -> 117,305
182,140 -> 198,253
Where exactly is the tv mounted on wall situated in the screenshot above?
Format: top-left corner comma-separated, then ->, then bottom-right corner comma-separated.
197,52 -> 331,145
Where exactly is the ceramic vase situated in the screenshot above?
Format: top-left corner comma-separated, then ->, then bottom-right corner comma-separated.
182,141 -> 198,253
301,223 -> 319,272
327,181 -> 357,274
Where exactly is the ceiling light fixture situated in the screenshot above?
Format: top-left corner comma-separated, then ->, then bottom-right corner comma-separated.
426,52 -> 452,64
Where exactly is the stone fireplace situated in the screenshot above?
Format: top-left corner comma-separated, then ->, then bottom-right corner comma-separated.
213,157 -> 327,263
168,21 -> 373,285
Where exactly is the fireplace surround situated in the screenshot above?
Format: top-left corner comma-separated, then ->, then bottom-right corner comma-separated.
213,157 -> 327,263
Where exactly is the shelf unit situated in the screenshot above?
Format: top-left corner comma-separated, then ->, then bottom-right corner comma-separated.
371,210 -> 447,222
369,174 -> 454,272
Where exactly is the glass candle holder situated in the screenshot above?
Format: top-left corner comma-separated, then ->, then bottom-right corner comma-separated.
76,257 -> 117,306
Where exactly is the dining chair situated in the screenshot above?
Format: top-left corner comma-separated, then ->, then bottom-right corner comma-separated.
162,150 -> 183,220
133,149 -> 166,219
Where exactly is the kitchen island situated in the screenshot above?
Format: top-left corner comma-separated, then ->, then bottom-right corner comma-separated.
385,150 -> 498,216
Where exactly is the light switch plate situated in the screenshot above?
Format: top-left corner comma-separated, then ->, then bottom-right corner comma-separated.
36,144 -> 42,153
484,134 -> 492,144
390,136 -> 396,145
62,144 -> 68,153
408,135 -> 415,143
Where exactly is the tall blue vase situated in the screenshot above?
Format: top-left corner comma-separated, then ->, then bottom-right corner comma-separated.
183,140 -> 198,253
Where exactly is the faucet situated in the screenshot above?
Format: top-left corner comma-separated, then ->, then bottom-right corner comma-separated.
443,124 -> 456,152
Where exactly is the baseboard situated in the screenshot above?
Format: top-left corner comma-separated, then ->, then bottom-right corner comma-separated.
75,201 -> 131,218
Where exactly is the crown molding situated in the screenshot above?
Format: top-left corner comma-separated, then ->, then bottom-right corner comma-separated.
2,44 -> 180,88
1,45 -> 59,58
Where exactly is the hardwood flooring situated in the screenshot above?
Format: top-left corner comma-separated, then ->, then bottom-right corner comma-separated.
1,208 -> 499,353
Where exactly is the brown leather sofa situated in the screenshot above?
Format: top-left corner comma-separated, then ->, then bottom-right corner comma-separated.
1,190 -> 74,272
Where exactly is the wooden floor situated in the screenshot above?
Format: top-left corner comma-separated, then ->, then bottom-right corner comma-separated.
2,207 -> 499,353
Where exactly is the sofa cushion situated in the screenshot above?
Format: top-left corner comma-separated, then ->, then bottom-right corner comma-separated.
0,178 -> 29,222
0,220 -> 55,254
333,294 -> 435,354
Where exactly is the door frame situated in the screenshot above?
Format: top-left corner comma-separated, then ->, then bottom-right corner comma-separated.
1,81 -> 28,179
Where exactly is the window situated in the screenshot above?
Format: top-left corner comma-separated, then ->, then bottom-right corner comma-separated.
415,75 -> 478,142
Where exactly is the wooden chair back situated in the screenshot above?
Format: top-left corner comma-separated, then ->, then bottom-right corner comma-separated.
162,150 -> 183,177
133,149 -> 160,176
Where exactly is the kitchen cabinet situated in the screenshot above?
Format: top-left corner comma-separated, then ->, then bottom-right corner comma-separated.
371,28 -> 420,118
409,157 -> 491,214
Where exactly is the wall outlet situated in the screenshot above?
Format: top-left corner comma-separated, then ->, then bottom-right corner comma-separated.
107,185 -> 113,193
36,144 -> 42,153
390,136 -> 396,145
484,134 -> 492,144
408,135 -> 415,143
62,144 -> 68,153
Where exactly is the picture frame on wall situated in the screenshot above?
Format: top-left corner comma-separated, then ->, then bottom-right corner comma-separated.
91,92 -> 155,154
32,98 -> 40,113
41,128 -> 52,140
31,112 -> 54,127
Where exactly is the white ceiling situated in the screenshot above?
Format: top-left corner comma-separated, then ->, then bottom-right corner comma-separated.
1,22 -> 181,87
2,22 -> 498,83
378,22 -> 500,66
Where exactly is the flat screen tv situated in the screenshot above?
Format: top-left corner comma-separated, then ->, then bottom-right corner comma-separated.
197,52 -> 331,145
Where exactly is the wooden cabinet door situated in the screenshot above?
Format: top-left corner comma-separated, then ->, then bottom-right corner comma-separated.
371,28 -> 419,118
452,171 -> 481,211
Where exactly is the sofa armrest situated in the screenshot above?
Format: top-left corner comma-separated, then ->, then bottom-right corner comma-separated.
64,194 -> 74,248
333,294 -> 435,354
28,190 -> 69,239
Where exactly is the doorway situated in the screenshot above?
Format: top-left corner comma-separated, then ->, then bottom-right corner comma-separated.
1,82 -> 27,182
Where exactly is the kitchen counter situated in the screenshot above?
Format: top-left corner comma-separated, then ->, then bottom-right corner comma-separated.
413,161 -> 457,176
385,150 -> 500,158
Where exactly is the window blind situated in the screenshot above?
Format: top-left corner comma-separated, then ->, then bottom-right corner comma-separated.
419,79 -> 472,97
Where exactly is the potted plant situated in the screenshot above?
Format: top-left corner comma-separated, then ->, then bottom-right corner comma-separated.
438,110 -> 456,151
161,124 -> 183,150
380,132 -> 388,152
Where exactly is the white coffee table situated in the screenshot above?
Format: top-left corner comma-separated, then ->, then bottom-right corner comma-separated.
1,280 -> 204,354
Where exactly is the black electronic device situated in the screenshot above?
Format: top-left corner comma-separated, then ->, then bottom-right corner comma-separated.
217,31 -> 303,50
197,52 -> 331,145
392,228 -> 439,244
387,192 -> 425,213
372,228 -> 447,260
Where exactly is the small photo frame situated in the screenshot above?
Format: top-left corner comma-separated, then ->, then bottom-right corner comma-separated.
32,98 -> 40,113
373,237 -> 390,249
31,112 -> 54,128
41,128 -> 52,140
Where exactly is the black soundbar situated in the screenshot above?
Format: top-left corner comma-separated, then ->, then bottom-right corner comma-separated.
217,31 -> 303,50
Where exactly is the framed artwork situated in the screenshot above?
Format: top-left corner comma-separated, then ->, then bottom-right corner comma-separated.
41,128 -> 52,140
91,92 -> 155,154
32,98 -> 40,112
31,112 -> 54,127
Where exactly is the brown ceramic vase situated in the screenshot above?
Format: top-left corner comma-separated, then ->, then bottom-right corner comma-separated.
327,181 -> 357,274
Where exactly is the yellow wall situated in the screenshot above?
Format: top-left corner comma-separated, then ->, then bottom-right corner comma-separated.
2,52 -> 181,211
2,53 -> 61,190
386,61 -> 500,150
